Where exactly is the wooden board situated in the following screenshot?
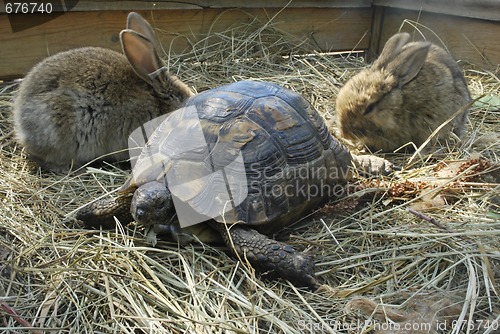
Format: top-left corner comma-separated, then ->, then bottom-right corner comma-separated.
374,0 -> 500,22
1,1 -> 498,80
370,7 -> 500,69
0,7 -> 372,79
0,0 -> 373,12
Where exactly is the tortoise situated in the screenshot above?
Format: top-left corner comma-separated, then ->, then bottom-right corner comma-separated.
77,80 -> 391,289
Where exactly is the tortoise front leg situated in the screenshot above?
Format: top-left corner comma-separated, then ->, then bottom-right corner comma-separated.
351,154 -> 396,176
76,194 -> 133,229
210,222 -> 319,290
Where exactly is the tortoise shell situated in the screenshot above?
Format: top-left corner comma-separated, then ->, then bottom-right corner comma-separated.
125,80 -> 352,234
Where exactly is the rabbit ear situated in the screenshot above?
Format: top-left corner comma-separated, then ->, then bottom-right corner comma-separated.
126,12 -> 157,45
120,29 -> 164,84
373,32 -> 411,69
387,42 -> 431,86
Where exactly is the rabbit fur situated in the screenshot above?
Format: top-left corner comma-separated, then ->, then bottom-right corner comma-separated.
336,32 -> 470,152
13,12 -> 193,173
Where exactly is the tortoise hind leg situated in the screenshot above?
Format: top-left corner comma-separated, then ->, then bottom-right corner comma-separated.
76,195 -> 133,229
210,222 -> 319,290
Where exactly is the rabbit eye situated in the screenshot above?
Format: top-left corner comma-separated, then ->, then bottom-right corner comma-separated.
364,103 -> 376,115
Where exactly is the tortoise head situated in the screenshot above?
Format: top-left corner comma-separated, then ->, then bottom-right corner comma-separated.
131,180 -> 174,226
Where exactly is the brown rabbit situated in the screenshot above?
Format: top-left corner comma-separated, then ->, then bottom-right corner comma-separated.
336,32 -> 470,152
12,12 -> 193,173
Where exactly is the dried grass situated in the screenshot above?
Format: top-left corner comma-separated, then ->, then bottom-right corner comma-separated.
0,15 -> 499,334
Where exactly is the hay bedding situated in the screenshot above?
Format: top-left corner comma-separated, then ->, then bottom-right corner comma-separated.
0,17 -> 499,334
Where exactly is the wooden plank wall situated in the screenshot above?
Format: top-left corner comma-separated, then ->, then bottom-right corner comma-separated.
370,0 -> 500,69
0,0 -> 498,80
0,2 -> 373,79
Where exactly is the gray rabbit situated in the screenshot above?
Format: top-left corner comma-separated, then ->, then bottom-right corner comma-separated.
13,12 -> 193,173
336,32 -> 470,152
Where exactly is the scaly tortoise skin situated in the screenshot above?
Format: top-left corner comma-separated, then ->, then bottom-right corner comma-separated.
77,81 -> 389,289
